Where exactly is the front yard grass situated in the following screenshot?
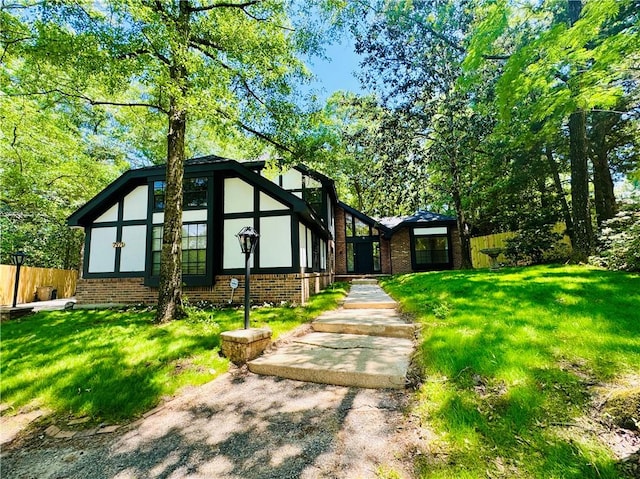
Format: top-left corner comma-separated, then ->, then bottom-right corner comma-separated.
381,265 -> 640,479
0,283 -> 347,424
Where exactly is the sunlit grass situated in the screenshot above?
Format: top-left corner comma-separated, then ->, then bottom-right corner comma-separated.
0,283 -> 347,423
381,265 -> 640,479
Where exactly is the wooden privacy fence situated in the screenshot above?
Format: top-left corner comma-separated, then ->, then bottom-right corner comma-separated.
471,223 -> 571,269
1,265 -> 78,306
470,232 -> 515,269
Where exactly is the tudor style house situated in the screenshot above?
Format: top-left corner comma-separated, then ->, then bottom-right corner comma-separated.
68,155 -> 461,305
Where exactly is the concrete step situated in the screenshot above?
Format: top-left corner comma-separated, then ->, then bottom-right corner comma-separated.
248,332 -> 413,389
312,309 -> 417,339
351,278 -> 379,285
343,284 -> 397,310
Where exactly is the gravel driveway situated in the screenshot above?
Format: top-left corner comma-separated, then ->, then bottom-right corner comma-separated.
2,368 -> 418,479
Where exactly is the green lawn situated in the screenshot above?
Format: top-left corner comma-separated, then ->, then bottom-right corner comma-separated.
380,265 -> 640,479
0,283 -> 347,423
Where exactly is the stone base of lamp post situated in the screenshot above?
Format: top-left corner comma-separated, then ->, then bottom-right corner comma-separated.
0,306 -> 34,322
221,328 -> 272,365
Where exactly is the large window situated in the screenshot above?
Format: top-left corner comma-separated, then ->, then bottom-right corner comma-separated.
345,213 -> 354,237
184,178 -> 208,208
347,243 -> 355,272
372,242 -> 381,271
152,223 -> 207,276
412,227 -> 450,269
153,181 -> 165,211
153,177 -> 208,212
344,210 -> 381,273
303,187 -> 323,217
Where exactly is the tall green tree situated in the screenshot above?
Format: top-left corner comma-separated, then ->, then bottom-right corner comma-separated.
346,0 -> 500,268
1,40 -> 129,268
465,0 -> 640,261
4,1 -> 325,321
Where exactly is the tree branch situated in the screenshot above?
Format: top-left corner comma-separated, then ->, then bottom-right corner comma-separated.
189,0 -> 292,31
140,29 -> 171,65
190,36 -> 223,53
189,1 -> 260,13
238,6 -> 294,31
189,41 -> 266,106
238,119 -> 294,154
216,107 -> 294,154
0,34 -> 37,63
2,89 -> 168,114
423,25 -> 509,61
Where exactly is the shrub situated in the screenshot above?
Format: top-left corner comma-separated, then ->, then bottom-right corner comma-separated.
504,221 -> 565,265
591,197 -> 640,272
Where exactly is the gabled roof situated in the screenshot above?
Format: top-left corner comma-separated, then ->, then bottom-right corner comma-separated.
244,160 -> 339,205
67,156 -> 330,239
379,210 -> 457,233
338,202 -> 392,235
292,164 -> 338,204
186,154 -> 265,173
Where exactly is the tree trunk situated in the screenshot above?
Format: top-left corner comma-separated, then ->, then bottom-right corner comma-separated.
590,113 -> 617,227
450,156 -> 473,269
545,146 -> 574,237
155,1 -> 190,323
567,1 -> 592,262
569,110 -> 592,262
155,101 -> 187,323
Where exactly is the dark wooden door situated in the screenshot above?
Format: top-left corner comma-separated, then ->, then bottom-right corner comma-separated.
354,242 -> 374,274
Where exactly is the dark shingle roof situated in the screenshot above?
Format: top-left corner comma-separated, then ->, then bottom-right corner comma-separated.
378,210 -> 456,231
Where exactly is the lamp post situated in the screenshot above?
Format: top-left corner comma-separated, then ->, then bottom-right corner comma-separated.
11,251 -> 26,308
236,226 -> 259,329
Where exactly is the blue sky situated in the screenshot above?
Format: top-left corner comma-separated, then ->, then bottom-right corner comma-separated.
304,37 -> 366,101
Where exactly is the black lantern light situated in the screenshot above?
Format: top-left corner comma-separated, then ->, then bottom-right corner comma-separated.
236,226 -> 259,329
236,226 -> 259,255
11,251 -> 27,308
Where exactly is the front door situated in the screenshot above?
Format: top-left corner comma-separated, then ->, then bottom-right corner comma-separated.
354,242 -> 374,274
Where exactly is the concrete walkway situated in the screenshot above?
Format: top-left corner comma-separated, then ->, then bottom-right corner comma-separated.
248,280 -> 417,389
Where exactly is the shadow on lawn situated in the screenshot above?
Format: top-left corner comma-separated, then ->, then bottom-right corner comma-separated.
0,309 -> 224,421
383,266 -> 640,478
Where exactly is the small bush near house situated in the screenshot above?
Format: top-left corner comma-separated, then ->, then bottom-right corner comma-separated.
591,197 -> 640,272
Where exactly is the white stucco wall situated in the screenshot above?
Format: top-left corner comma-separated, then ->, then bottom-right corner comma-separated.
259,216 -> 292,268
95,204 -> 118,223
321,239 -> 327,270
224,178 -> 254,214
281,169 -> 303,190
307,226 -> 313,266
183,210 -> 207,222
119,225 -> 147,272
123,185 -> 148,221
88,227 -> 117,273
299,223 -> 307,268
260,192 -> 287,211
223,218 -> 254,269
152,210 -> 207,224
327,195 -> 334,237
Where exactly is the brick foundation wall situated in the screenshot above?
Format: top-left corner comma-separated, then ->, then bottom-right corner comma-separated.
76,272 -> 333,307
380,237 -> 392,274
335,207 -> 348,275
390,228 -> 412,274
